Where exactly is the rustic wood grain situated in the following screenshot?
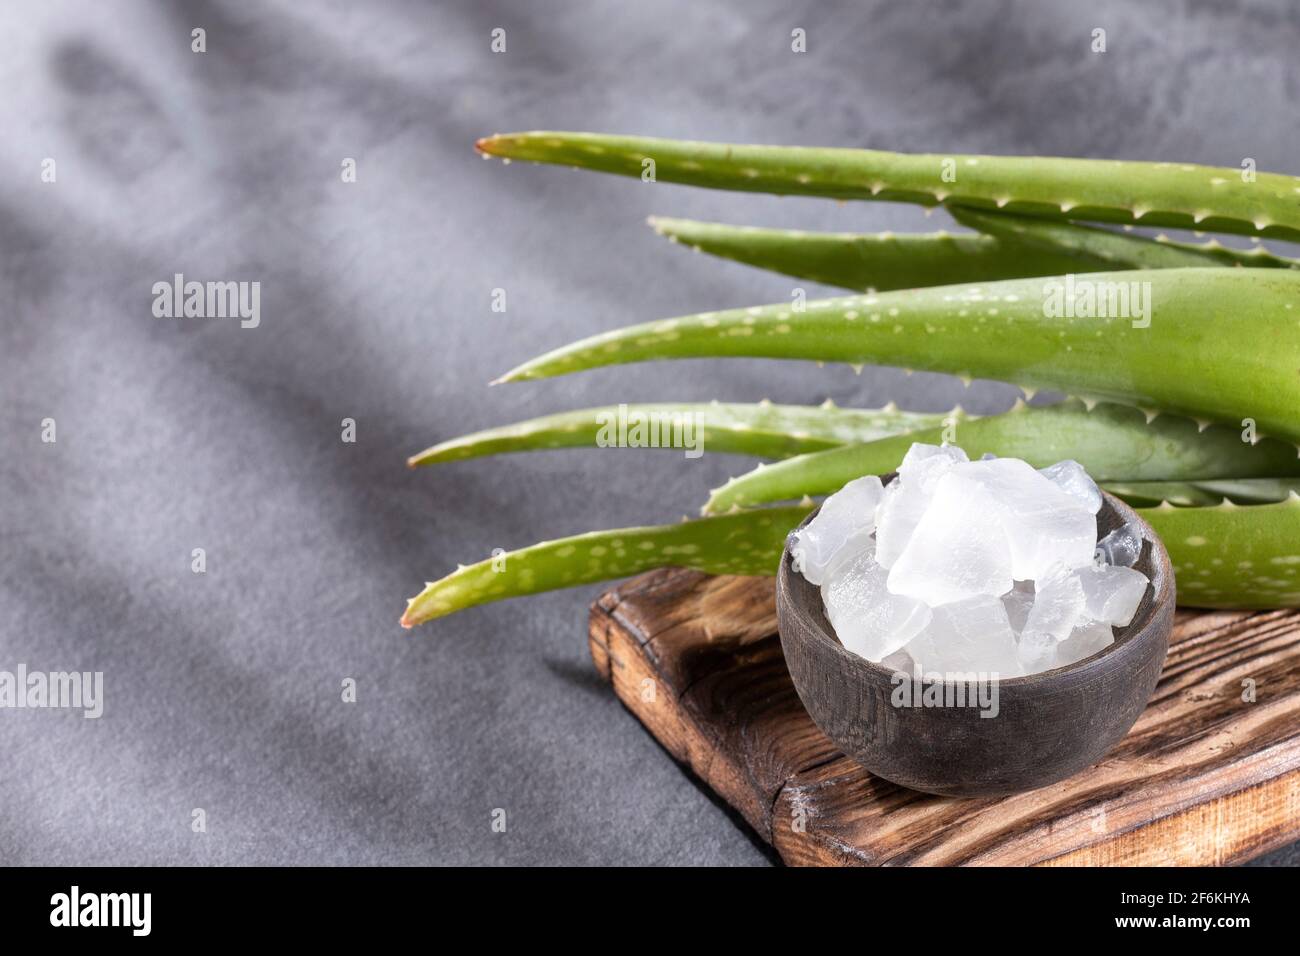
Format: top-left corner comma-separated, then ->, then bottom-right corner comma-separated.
588,569 -> 1300,866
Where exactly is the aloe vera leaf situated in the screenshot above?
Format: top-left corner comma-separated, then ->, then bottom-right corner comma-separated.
646,217 -> 1094,291
947,207 -> 1234,270
703,400 -> 1300,512
497,268 -> 1300,444
1140,497 -> 1300,608
1104,478 -> 1300,508
477,132 -> 1300,240
1154,237 -> 1300,270
650,216 -> 1300,292
954,207 -> 1300,270
400,505 -> 812,626
1100,483 -> 1220,508
402,495 -> 1300,623
409,400 -> 965,467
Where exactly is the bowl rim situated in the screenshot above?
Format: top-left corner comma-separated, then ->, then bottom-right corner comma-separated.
780,478 -> 1174,688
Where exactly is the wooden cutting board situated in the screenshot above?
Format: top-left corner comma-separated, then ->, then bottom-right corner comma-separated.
588,568 -> 1300,866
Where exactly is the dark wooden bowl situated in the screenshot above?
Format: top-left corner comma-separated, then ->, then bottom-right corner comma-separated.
776,477 -> 1174,797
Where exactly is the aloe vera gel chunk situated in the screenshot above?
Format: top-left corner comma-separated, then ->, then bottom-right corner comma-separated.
802,444 -> 1150,677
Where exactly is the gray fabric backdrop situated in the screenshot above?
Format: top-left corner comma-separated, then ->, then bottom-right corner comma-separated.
2,0 -> 1297,865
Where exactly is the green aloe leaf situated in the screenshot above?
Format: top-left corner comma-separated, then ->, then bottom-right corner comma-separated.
950,207 -> 1254,270
1150,496 -> 1300,608
953,207 -> 1300,271
649,214 -> 1300,295
478,131 -> 1300,240
497,268 -> 1300,444
1105,478 -> 1300,507
647,217 -> 1094,291
400,506 -> 811,626
1154,240 -> 1300,270
409,400 -> 967,467
401,496 -> 1300,624
704,400 -> 1300,513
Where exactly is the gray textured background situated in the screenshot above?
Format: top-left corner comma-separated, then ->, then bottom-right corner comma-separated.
2,0 -> 1298,865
